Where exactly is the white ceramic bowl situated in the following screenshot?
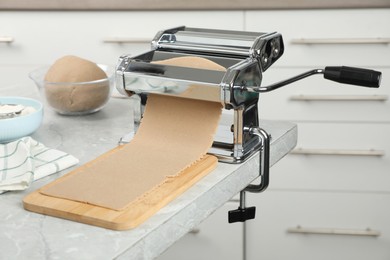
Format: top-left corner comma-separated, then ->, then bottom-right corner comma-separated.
29,64 -> 114,115
0,96 -> 43,143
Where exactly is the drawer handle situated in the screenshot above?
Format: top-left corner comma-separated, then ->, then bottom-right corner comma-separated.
291,148 -> 385,157
103,37 -> 150,44
290,95 -> 388,102
287,226 -> 381,237
0,36 -> 14,43
188,228 -> 200,234
291,38 -> 390,45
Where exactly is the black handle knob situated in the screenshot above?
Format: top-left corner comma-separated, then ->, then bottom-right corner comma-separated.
228,206 -> 256,223
324,66 -> 381,88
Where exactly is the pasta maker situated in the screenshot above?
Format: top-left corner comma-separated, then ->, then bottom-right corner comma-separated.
115,26 -> 381,222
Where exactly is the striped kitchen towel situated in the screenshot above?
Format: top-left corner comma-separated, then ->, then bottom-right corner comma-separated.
0,137 -> 79,194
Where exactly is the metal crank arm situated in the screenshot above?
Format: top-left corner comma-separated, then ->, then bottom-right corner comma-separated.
243,66 -> 381,93
228,127 -> 270,223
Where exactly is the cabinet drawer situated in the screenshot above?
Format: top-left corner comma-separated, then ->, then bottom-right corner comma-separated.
157,202 -> 243,260
245,9 -> 390,67
246,191 -> 390,260
259,67 -> 389,122
0,11 -> 244,66
268,122 -> 390,192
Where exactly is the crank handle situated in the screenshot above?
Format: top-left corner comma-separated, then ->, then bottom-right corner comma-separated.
244,66 -> 381,93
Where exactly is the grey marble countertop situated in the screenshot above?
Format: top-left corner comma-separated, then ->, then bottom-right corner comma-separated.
0,84 -> 297,259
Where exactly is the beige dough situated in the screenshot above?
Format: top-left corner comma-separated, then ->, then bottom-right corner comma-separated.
45,55 -> 107,83
44,55 -> 110,114
40,94 -> 222,211
152,56 -> 226,71
153,56 -> 227,101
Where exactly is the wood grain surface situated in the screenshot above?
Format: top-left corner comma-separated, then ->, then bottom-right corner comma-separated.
23,154 -> 217,230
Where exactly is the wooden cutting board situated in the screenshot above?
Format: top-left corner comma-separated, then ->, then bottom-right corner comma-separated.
23,154 -> 217,230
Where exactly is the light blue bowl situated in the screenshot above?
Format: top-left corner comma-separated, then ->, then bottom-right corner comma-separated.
0,97 -> 43,143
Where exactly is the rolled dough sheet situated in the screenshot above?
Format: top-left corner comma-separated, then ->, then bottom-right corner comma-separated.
40,94 -> 222,211
152,56 -> 226,71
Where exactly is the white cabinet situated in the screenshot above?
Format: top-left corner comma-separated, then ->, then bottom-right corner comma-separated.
245,8 -> 390,260
258,68 -> 390,122
0,11 -> 245,65
0,11 -> 244,85
245,9 -> 390,67
246,191 -> 390,260
158,202 -> 243,260
271,122 -> 390,193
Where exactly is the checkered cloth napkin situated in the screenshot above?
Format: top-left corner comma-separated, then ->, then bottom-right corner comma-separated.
0,137 -> 79,194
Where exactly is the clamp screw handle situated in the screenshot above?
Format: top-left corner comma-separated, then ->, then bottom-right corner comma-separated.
228,191 -> 256,223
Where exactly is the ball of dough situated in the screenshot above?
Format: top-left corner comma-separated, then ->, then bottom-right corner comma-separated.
44,55 -> 110,114
45,55 -> 107,83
